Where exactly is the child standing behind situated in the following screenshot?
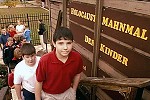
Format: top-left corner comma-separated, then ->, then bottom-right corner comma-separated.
38,19 -> 46,51
23,24 -> 31,43
12,48 -> 23,65
0,26 -> 10,49
14,43 -> 40,100
8,62 -> 18,100
8,25 -> 17,38
16,20 -> 25,35
3,37 -> 16,66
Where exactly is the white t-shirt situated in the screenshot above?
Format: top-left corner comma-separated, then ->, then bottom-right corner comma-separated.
16,25 -> 25,33
14,56 -> 40,93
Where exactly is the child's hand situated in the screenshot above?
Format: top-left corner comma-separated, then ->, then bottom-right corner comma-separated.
11,85 -> 15,89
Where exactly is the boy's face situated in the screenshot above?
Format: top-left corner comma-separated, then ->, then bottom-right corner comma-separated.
8,39 -> 14,46
53,38 -> 73,58
17,20 -> 21,25
1,28 -> 6,34
16,52 -> 22,59
21,39 -> 27,44
23,54 -> 36,66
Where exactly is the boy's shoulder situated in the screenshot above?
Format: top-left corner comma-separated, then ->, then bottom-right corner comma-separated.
40,51 -> 55,62
40,52 -> 53,59
8,72 -> 14,77
3,45 -> 10,51
15,60 -> 24,69
70,50 -> 81,57
36,56 -> 41,62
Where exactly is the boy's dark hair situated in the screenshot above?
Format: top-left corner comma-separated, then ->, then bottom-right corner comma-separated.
20,35 -> 26,41
39,19 -> 43,22
20,43 -> 36,56
1,26 -> 5,29
53,27 -> 73,43
9,62 -> 17,70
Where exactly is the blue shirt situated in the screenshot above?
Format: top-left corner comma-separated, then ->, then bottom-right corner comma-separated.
24,29 -> 31,42
0,33 -> 10,45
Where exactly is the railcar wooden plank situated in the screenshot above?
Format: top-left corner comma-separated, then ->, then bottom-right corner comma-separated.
72,0 -> 150,15
81,77 -> 150,88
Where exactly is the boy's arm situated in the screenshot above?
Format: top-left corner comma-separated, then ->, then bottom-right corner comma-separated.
11,85 -> 15,89
72,73 -> 81,91
8,73 -> 14,88
15,84 -> 22,100
35,80 -> 43,100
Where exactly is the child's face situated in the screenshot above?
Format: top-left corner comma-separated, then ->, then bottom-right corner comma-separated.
8,39 -> 14,46
16,52 -> 22,59
23,54 -> 36,66
21,39 -> 27,44
17,20 -> 21,25
1,28 -> 6,34
53,38 -> 73,58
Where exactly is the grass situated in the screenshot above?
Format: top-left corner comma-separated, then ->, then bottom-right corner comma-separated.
0,5 -> 49,45
0,7 -> 48,14
0,0 -> 48,14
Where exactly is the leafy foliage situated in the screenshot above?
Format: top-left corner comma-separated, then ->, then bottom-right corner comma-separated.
0,65 -> 8,90
3,0 -> 19,8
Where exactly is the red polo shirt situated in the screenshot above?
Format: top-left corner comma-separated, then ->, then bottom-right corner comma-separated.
8,30 -> 17,37
36,49 -> 83,94
8,73 -> 14,87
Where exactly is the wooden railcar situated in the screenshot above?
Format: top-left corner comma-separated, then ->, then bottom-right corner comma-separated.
47,0 -> 150,99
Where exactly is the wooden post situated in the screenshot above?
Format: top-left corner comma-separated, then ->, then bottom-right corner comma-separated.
48,0 -> 53,50
91,0 -> 104,77
91,0 -> 104,100
63,0 -> 67,27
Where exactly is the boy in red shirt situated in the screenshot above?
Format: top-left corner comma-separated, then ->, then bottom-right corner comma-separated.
8,62 -> 16,88
35,27 -> 83,100
8,25 -> 17,37
8,62 -> 18,100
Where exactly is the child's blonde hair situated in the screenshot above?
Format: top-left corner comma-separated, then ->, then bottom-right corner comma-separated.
14,48 -> 22,59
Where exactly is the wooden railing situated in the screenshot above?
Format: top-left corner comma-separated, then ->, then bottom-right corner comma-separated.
79,77 -> 150,100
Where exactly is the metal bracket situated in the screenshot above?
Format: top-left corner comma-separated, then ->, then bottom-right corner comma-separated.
118,87 -> 132,100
